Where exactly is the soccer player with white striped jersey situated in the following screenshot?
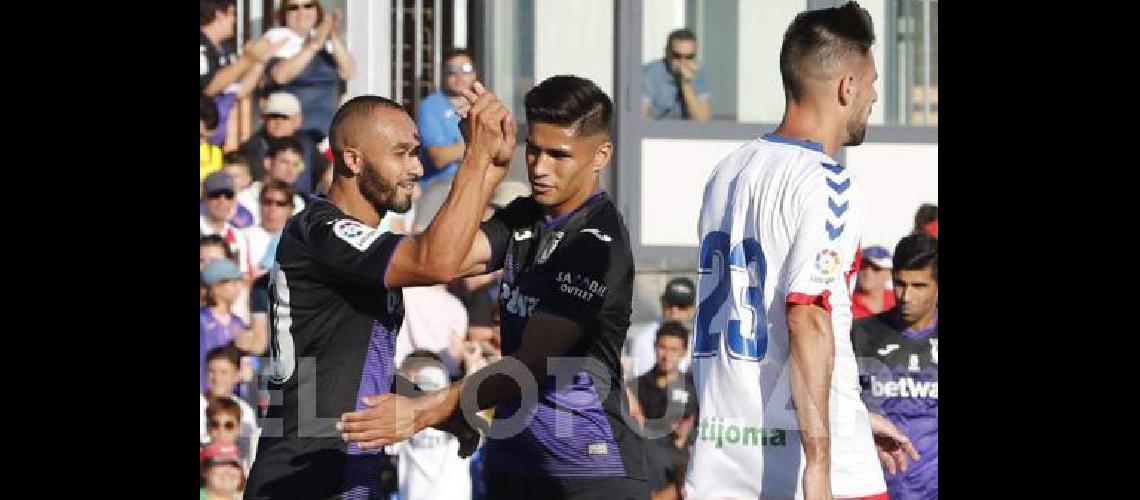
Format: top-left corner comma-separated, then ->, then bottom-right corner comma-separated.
686,3 -> 917,499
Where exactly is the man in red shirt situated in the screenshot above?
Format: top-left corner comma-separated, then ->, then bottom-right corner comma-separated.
853,245 -> 896,319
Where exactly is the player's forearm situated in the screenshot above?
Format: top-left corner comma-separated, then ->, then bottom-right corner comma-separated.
680,84 -> 711,122
787,304 -> 834,466
427,142 -> 466,170
410,153 -> 492,282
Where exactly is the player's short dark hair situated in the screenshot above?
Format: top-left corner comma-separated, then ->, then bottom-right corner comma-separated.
267,136 -> 304,159
914,203 -> 938,232
666,29 -> 697,52
200,0 -> 235,26
893,233 -> 938,282
779,1 -> 875,102
329,95 -> 410,176
525,75 -> 612,139
656,321 -> 690,348
260,178 -> 296,203
201,93 -> 220,131
444,47 -> 473,64
205,396 -> 242,423
205,344 -> 242,370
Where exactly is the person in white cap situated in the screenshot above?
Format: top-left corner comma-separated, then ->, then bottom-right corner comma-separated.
238,91 -> 328,192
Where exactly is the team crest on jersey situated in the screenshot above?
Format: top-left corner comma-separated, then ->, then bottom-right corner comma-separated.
332,219 -> 379,251
929,338 -> 938,364
536,231 -> 565,264
812,248 -> 840,284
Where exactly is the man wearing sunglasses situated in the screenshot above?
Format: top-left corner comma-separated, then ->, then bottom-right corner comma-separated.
201,171 -> 255,276
642,29 -> 711,121
416,48 -> 480,186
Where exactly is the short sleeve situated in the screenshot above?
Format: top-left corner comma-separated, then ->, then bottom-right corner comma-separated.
306,217 -> 406,289
781,177 -> 842,312
479,197 -> 541,272
417,97 -> 454,148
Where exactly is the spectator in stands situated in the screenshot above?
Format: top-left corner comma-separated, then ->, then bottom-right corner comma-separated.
201,153 -> 256,228
201,172 -> 256,274
633,321 -> 698,438
239,92 -> 327,193
390,351 -> 473,500
201,235 -> 235,306
625,277 -> 697,378
263,1 -> 354,138
643,29 -> 711,121
200,259 -> 257,391
243,179 -> 295,370
914,203 -> 938,238
394,278 -> 469,378
417,48 -> 478,185
202,93 -> 224,183
852,245 -> 896,320
200,441 -> 247,500
239,138 -> 308,223
627,323 -> 697,500
200,346 -> 259,455
201,0 -> 284,148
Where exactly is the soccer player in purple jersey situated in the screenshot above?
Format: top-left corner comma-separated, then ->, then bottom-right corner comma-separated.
341,75 -> 650,500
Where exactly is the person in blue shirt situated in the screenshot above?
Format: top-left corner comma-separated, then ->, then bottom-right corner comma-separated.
417,48 -> 479,185
642,29 -> 712,121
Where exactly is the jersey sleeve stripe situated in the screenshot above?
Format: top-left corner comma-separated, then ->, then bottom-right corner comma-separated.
786,290 -> 833,313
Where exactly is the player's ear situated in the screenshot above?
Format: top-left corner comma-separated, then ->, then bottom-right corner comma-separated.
592,140 -> 613,173
838,72 -> 856,107
341,148 -> 363,177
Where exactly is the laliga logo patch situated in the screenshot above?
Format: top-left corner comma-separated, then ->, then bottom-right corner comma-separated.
814,249 -> 840,277
332,219 -> 378,251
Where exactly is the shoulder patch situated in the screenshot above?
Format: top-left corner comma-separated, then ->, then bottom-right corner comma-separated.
331,219 -> 382,251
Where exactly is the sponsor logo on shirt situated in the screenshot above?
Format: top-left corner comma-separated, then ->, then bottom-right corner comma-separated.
812,248 -> 840,284
513,229 -> 533,241
332,219 -> 381,251
588,443 -> 608,455
869,375 -> 938,399
698,416 -> 787,448
555,272 -> 606,303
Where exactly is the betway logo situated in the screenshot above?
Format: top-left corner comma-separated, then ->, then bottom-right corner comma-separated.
870,375 -> 938,399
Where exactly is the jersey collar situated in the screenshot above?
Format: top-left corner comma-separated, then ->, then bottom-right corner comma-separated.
761,133 -> 825,154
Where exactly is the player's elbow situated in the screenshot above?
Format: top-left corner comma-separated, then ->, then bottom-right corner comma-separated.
787,304 -> 831,342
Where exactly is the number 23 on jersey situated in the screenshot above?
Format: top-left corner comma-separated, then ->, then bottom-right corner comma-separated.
694,231 -> 769,362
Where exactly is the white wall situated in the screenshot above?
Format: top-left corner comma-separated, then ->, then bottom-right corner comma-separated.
736,0 -> 805,122
533,0 -> 615,98
642,0 -> 687,64
845,143 -> 938,249
640,138 -> 747,246
344,0 -> 392,100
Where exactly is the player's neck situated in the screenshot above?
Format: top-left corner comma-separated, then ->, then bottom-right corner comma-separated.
907,308 -> 937,332
775,104 -> 843,158
327,179 -> 383,227
544,183 -> 600,220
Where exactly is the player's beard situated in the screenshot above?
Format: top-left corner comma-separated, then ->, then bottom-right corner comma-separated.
844,103 -> 872,147
359,158 -> 414,214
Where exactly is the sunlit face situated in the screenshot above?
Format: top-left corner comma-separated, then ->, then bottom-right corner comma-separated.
223,164 -> 252,191
345,109 -> 424,214
203,461 -> 243,493
856,263 -> 891,293
844,53 -> 879,147
444,54 -> 477,97
207,412 -> 240,445
260,188 -> 294,232
525,122 -> 611,216
204,189 -> 236,223
264,113 -> 301,138
893,267 -> 938,326
206,358 -> 241,399
662,301 -> 695,323
283,0 -> 320,32
266,149 -> 304,185
208,279 -> 242,308
654,335 -> 687,374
